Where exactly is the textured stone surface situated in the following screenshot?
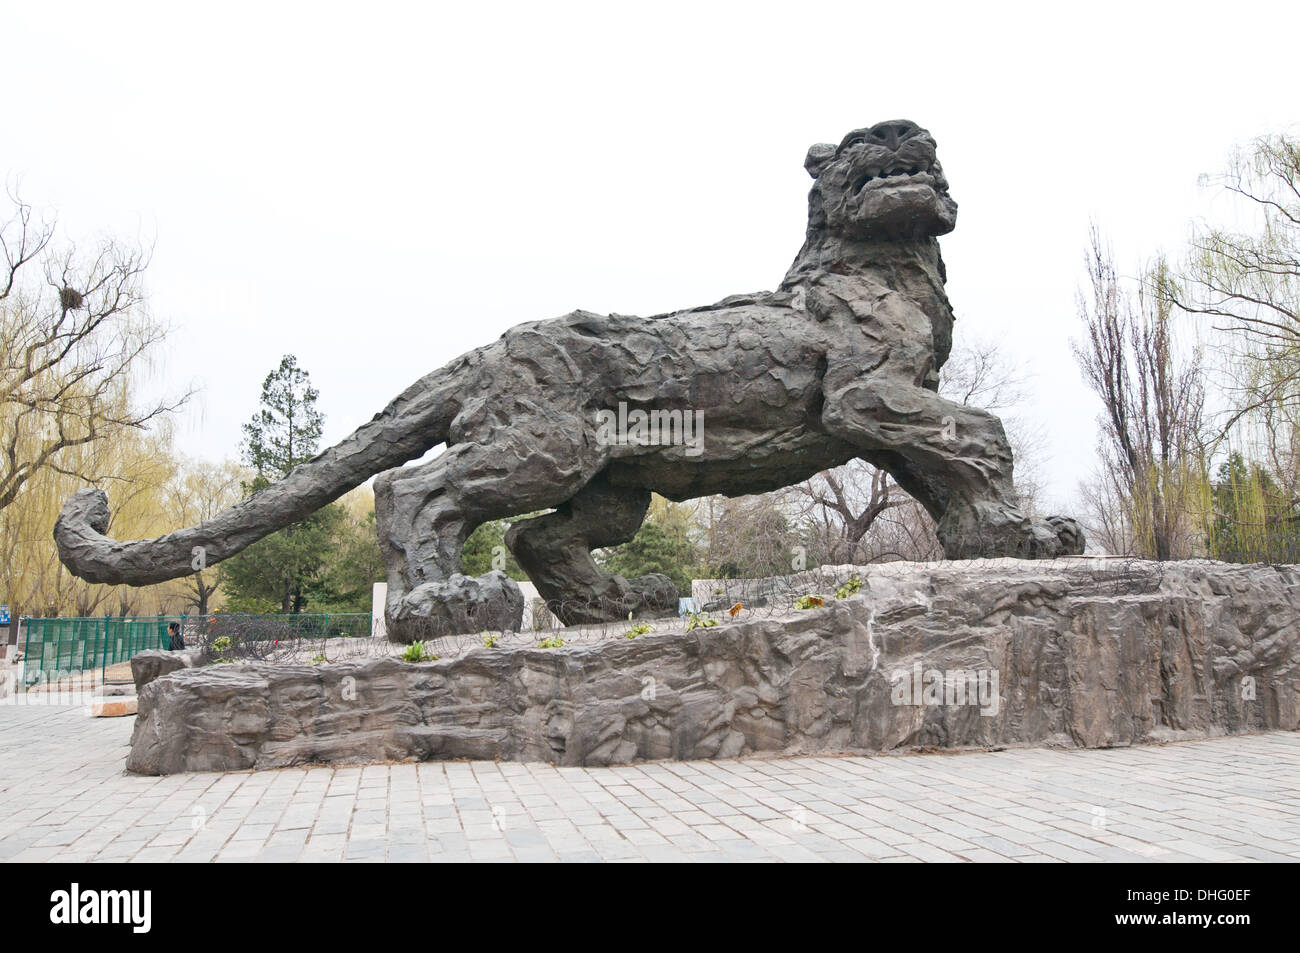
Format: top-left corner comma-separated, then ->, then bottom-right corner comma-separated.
126,560 -> 1300,774
130,649 -> 200,693
390,570 -> 525,640
55,119 -> 1082,637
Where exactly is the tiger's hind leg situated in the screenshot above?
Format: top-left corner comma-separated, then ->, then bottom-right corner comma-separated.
375,417 -> 602,640
506,476 -> 678,626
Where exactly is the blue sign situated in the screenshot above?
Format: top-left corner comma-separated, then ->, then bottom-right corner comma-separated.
0,606 -> 9,626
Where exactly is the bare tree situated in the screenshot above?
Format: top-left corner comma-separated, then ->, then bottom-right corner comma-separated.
1073,228 -> 1208,560
793,460 -> 901,564
698,493 -> 799,579
0,189 -> 190,513
940,334 -> 1049,512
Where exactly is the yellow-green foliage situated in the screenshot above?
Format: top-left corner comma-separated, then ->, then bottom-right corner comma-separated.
400,641 -> 437,662
835,576 -> 863,599
685,611 -> 717,632
625,621 -> 653,639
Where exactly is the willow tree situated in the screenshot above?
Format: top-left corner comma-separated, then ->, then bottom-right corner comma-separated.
1,189 -> 188,622
1178,133 -> 1300,369
0,400 -> 179,617
1209,452 -> 1300,563
0,191 -> 188,516
163,458 -> 248,614
1174,133 -> 1300,525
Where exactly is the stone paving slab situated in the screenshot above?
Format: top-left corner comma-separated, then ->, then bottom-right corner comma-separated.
1,705 -> 1298,862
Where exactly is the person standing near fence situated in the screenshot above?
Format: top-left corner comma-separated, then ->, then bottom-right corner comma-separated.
168,621 -> 185,651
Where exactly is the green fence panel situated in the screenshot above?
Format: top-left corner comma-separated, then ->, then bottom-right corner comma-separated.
20,612 -> 370,686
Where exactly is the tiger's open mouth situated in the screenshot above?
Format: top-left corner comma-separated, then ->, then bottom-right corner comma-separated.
854,168 -> 943,195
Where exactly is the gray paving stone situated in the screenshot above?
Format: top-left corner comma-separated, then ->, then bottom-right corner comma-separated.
4,706 -> 1300,863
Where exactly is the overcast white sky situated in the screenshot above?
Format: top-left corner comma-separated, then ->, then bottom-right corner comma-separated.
4,1 -> 1298,514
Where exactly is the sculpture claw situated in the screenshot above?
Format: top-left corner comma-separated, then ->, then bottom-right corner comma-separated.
939,507 -> 1087,560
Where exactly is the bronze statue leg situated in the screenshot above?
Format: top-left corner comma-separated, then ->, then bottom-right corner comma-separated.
506,475 -> 678,626
374,418 -> 603,638
822,371 -> 1083,558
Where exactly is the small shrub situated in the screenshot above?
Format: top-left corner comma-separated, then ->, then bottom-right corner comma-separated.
795,595 -> 825,610
400,641 -> 438,662
835,576 -> 863,599
685,611 -> 717,632
482,633 -> 499,648
310,653 -> 327,665
625,620 -> 653,639
211,636 -> 234,663
537,636 -> 565,649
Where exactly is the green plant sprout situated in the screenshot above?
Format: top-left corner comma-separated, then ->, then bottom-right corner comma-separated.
835,576 -> 863,599
625,620 -> 654,639
685,611 -> 718,632
400,641 -> 438,662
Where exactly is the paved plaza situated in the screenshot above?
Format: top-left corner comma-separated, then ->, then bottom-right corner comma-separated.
1,705 -> 1297,862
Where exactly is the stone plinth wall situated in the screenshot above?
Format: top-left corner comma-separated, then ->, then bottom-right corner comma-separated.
127,560 -> 1300,774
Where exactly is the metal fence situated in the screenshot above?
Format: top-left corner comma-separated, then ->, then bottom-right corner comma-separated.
18,612 -> 372,687
20,616 -> 175,687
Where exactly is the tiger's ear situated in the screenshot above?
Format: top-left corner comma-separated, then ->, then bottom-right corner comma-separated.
804,143 -> 836,179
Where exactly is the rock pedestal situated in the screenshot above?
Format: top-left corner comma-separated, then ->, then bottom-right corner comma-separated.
127,560 -> 1300,774
130,648 -> 201,692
